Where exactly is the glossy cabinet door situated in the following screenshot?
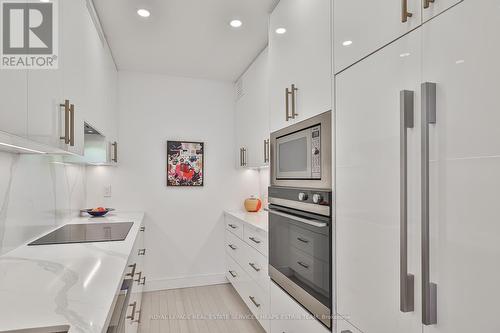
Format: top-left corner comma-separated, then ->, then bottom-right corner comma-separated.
421,1 -> 500,332
422,0 -> 463,22
27,1 -> 63,149
0,71 -> 27,137
334,0 -> 421,73
335,29 -> 422,333
59,0 -> 88,155
268,0 -> 332,132
234,48 -> 269,168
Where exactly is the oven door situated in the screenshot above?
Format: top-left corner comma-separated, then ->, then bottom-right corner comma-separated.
268,205 -> 332,328
275,127 -> 313,179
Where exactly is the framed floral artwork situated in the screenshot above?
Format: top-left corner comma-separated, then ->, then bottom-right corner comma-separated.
167,141 -> 204,187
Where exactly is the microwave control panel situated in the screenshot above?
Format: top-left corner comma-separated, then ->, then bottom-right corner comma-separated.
311,125 -> 321,179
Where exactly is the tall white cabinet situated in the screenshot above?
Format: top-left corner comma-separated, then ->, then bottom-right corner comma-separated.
335,1 -> 500,332
268,0 -> 332,132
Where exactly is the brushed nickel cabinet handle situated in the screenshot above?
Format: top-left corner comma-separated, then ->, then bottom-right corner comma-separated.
139,276 -> 146,286
69,103 -> 75,147
400,90 -> 415,313
59,100 -> 70,144
134,271 -> 143,283
138,248 -> 146,256
111,141 -> 118,162
248,236 -> 261,244
291,84 -> 298,119
140,226 -> 145,232
285,87 -> 291,121
228,224 -> 238,229
228,270 -> 237,278
341,331 -> 353,333
228,244 -> 237,250
297,237 -> 309,244
127,301 -> 137,320
249,262 -> 261,272
249,296 -> 261,308
424,0 -> 435,9
297,261 -> 309,269
264,139 -> 270,163
421,82 -> 437,325
402,0 -> 413,22
126,263 -> 137,278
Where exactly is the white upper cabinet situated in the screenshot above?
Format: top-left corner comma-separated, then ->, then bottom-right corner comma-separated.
268,0 -> 332,133
0,71 -> 27,137
25,0 -> 117,156
422,0 -> 463,22
334,0 -> 422,73
235,48 -> 270,168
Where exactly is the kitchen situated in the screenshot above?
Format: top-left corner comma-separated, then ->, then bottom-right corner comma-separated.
0,0 -> 499,333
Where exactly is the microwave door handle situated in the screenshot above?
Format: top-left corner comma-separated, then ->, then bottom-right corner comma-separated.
268,209 -> 328,228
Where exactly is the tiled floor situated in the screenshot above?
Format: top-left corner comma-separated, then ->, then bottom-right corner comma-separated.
139,283 -> 266,333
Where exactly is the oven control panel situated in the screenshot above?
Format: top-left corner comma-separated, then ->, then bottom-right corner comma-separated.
268,186 -> 332,216
311,125 -> 321,179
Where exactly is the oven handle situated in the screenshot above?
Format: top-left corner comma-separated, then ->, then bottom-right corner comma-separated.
268,209 -> 328,228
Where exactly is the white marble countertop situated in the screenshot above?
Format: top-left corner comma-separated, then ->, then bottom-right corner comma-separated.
0,211 -> 144,333
224,210 -> 268,233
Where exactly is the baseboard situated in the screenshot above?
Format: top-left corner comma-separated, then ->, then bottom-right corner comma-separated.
143,273 -> 228,292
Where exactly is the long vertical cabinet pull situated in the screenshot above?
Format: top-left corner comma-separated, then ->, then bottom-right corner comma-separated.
402,0 -> 413,22
421,82 -> 437,325
240,148 -> 243,167
69,104 -> 75,147
290,84 -> 298,119
285,87 -> 291,121
112,142 -> 118,163
264,139 -> 270,163
400,90 -> 415,313
59,100 -> 70,144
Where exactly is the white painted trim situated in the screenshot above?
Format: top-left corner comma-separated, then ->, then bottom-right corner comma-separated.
143,273 -> 229,292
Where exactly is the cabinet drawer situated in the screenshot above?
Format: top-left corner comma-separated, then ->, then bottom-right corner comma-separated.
242,244 -> 269,292
226,253 -> 245,289
270,282 -> 329,333
289,247 -> 328,291
244,224 -> 268,256
241,275 -> 270,332
225,214 -> 244,239
225,230 -> 247,265
289,225 -> 329,262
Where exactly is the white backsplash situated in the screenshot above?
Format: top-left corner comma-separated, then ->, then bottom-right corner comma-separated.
0,152 -> 86,255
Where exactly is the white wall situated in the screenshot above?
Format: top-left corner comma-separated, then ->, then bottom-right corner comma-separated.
86,71 -> 261,291
0,153 -> 86,254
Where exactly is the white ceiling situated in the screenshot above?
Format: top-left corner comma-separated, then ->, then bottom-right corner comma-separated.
93,0 -> 279,82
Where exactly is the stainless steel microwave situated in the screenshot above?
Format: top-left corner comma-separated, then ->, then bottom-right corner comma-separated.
271,111 -> 332,189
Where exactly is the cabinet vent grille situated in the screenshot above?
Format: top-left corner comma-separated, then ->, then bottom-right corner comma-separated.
235,79 -> 245,100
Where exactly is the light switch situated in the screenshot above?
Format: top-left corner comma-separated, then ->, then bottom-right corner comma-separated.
104,185 -> 112,198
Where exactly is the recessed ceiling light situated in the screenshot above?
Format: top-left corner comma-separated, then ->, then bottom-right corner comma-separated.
275,27 -> 287,34
400,52 -> 411,58
230,19 -> 243,28
342,40 -> 353,47
40,0 -> 50,2
137,9 -> 151,18
455,59 -> 465,64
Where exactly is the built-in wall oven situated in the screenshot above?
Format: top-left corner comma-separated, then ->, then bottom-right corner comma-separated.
271,111 -> 332,189
268,186 -> 333,329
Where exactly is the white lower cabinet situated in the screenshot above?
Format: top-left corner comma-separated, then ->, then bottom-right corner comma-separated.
225,215 -> 270,332
270,282 -> 329,333
124,224 -> 146,333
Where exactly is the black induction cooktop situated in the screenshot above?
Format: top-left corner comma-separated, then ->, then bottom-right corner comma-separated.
28,222 -> 134,246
